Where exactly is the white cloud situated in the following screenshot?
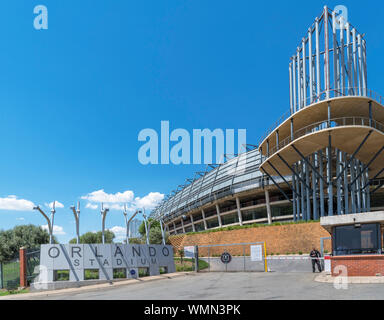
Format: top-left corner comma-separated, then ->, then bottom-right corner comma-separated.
85,203 -> 98,210
41,224 -> 66,235
0,195 -> 34,211
16,217 -> 25,221
81,189 -> 164,212
81,189 -> 134,203
103,203 -> 125,211
108,226 -> 127,241
109,226 -> 126,235
134,192 -> 164,210
45,201 -> 64,209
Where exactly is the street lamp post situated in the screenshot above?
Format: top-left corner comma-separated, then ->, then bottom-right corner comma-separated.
123,205 -> 142,244
33,201 -> 56,244
143,210 -> 151,245
160,219 -> 166,245
123,204 -> 129,243
101,203 -> 109,244
70,201 -> 81,244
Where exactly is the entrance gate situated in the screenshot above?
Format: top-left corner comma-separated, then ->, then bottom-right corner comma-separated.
197,242 -> 267,272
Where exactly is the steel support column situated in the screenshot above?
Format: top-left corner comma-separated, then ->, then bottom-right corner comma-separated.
327,135 -> 333,216
265,189 -> 272,224
215,204 -> 222,227
235,197 -> 243,226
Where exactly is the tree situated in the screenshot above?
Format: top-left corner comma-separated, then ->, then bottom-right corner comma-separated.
128,237 -> 143,244
69,230 -> 115,244
138,219 -> 169,245
138,218 -> 160,237
0,225 -> 52,262
178,249 -> 184,265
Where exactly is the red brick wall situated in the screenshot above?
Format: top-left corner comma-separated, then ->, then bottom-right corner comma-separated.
331,255 -> 384,276
169,222 -> 331,255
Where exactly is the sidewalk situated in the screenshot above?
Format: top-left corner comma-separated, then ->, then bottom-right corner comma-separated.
315,273 -> 384,284
0,272 -> 193,300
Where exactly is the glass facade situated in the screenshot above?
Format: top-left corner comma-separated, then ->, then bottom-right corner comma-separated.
204,210 -> 217,218
370,194 -> 384,209
242,208 -> 268,222
206,218 -> 219,229
194,222 -> 205,232
184,226 -> 193,233
271,205 -> 293,217
221,213 -> 239,226
192,213 -> 203,221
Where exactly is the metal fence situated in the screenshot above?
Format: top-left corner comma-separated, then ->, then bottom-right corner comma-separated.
0,248 -> 41,290
0,253 -> 20,290
197,242 -> 267,272
174,242 -> 328,274
26,248 -> 40,286
266,256 -> 325,273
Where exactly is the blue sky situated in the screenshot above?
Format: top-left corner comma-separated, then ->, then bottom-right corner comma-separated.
0,0 -> 383,242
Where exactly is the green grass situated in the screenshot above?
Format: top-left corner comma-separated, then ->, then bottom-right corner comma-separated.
138,267 -> 149,277
0,288 -> 29,296
2,261 -> 20,290
54,270 -> 70,281
113,268 -> 127,279
84,269 -> 99,280
176,220 -> 320,236
174,258 -> 209,272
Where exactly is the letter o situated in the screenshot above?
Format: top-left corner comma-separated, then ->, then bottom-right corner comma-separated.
48,247 -> 60,258
162,247 -> 169,256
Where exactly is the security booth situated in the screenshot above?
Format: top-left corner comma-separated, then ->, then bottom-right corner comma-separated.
332,223 -> 382,256
321,211 -> 384,276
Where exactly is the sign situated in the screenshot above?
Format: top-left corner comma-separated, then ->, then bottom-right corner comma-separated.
33,244 -> 176,288
250,245 -> 263,262
220,252 -> 232,264
184,246 -> 195,258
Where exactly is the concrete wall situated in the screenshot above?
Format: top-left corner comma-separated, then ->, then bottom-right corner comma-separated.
169,222 -> 331,255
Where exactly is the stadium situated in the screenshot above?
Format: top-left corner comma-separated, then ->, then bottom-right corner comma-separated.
151,6 -> 384,236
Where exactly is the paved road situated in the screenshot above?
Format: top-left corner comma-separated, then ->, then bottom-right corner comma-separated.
22,272 -> 384,300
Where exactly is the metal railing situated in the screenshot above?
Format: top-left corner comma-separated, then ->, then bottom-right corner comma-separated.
259,87 -> 384,146
26,249 -> 40,285
163,174 -> 276,222
0,257 -> 20,290
263,116 -> 384,161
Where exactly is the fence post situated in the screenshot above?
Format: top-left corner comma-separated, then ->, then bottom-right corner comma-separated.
264,242 -> 268,272
194,245 -> 199,272
19,247 -> 27,288
0,262 -> 3,289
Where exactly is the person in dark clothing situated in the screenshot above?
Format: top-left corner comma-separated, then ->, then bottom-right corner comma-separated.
309,247 -> 322,272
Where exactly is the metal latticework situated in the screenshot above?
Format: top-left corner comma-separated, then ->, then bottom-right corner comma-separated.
154,6 -> 384,232
290,6 -> 367,111
151,148 -> 288,223
259,6 -> 384,221
26,248 -> 40,286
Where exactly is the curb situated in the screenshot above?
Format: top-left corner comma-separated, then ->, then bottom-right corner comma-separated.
315,273 -> 384,284
0,272 -> 194,300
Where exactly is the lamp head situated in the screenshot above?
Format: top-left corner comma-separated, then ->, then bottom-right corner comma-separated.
51,201 -> 56,214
